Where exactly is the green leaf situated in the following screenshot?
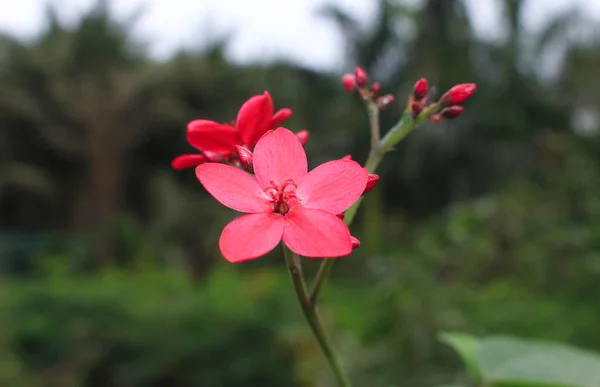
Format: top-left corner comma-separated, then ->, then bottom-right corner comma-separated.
439,331 -> 482,379
477,336 -> 600,387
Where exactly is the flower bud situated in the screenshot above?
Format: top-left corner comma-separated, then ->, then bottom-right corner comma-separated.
413,78 -> 428,100
350,236 -> 360,249
411,102 -> 423,118
354,66 -> 368,87
370,82 -> 381,96
362,174 -> 379,195
429,114 -> 442,123
441,83 -> 477,105
235,145 -> 254,173
342,73 -> 356,92
376,94 -> 395,109
296,130 -> 309,145
340,155 -> 352,161
441,105 -> 464,119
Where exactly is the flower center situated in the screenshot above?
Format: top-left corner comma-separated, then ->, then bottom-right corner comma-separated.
264,179 -> 298,216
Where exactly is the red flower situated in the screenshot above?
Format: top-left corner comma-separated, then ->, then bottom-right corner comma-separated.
172,91 -> 293,170
196,128 -> 368,263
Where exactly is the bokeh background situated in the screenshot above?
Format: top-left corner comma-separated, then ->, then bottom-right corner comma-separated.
1,0 -> 600,386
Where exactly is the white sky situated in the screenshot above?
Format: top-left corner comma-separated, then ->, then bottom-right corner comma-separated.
0,0 -> 599,70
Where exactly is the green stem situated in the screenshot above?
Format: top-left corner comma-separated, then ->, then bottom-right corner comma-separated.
283,245 -> 352,387
309,112 -> 417,305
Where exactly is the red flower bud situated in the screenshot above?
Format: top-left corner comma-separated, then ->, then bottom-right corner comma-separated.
336,214 -> 345,220
350,236 -> 360,249
411,102 -> 423,118
441,83 -> 477,105
342,73 -> 356,92
340,155 -> 352,161
362,174 -> 379,195
354,66 -> 368,87
295,130 -> 309,145
376,94 -> 395,109
370,82 -> 381,96
441,105 -> 464,119
270,108 -> 293,128
413,78 -> 428,100
235,145 -> 254,173
429,114 -> 442,123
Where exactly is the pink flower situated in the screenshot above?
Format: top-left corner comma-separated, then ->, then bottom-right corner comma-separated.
172,91 -> 293,170
196,127 -> 368,263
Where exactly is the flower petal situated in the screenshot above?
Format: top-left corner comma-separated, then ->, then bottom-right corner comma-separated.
270,108 -> 292,129
171,154 -> 206,170
236,91 -> 274,147
219,213 -> 285,263
187,120 -> 240,154
283,208 -> 352,258
296,160 -> 367,213
196,163 -> 272,213
253,127 -> 308,189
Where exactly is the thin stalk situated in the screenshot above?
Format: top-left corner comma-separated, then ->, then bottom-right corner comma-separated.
309,112 -> 417,305
283,245 -> 352,387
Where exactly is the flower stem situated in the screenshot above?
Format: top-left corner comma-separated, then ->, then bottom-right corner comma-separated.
283,245 -> 352,387
309,111 -> 417,305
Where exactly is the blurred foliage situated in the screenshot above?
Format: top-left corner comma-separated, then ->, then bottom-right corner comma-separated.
1,0 -> 600,385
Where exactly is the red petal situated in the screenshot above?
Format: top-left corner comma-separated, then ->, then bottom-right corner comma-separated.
270,108 -> 292,129
196,163 -> 272,213
296,159 -> 367,214
171,154 -> 206,170
283,208 -> 352,258
219,213 -> 285,263
253,127 -> 308,189
236,91 -> 274,147
187,120 -> 240,154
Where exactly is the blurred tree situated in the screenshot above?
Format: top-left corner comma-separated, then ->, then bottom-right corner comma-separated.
0,1 -> 173,265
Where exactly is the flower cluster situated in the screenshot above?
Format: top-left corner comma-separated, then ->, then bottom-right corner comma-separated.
171,91 -> 308,171
173,93 -> 370,263
410,78 -> 477,123
342,66 -> 395,110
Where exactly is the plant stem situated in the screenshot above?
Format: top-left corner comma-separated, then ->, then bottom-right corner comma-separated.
368,102 -> 380,148
283,245 -> 352,387
309,112 -> 417,305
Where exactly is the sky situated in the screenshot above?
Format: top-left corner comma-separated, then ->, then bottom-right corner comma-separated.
0,0 -> 599,71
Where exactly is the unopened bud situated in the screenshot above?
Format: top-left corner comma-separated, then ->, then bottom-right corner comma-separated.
411,102 -> 423,118
342,73 -> 356,92
296,130 -> 309,145
270,108 -> 293,128
362,174 -> 379,195
350,236 -> 360,249
376,94 -> 395,109
441,83 -> 477,106
370,82 -> 381,96
340,155 -> 352,161
235,145 -> 254,172
429,114 -> 443,123
354,66 -> 368,87
413,78 -> 428,100
441,105 -> 464,119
